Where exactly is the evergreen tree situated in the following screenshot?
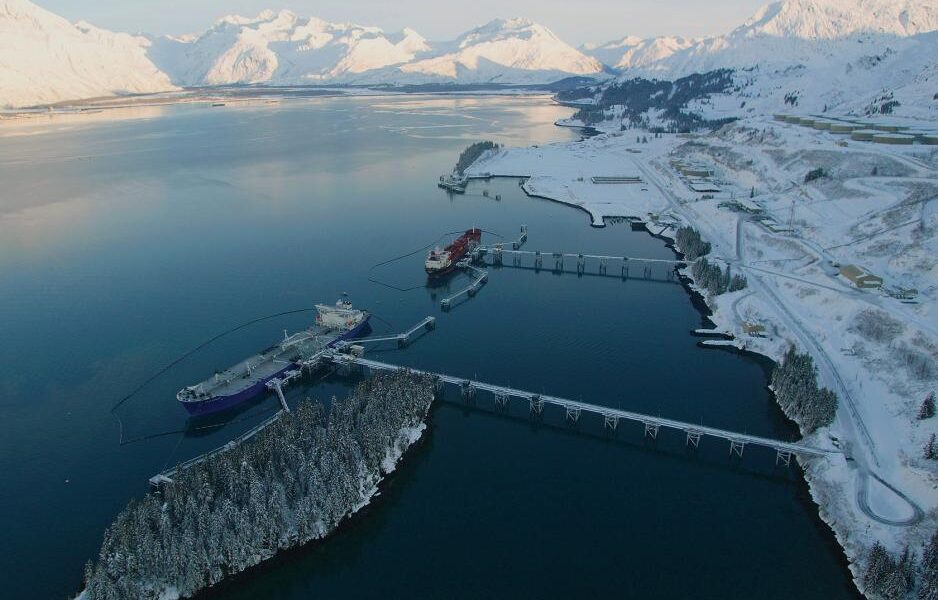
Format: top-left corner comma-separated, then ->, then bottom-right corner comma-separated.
865,542 -> 896,598
455,141 -> 499,175
925,433 -> 937,460
675,226 -> 711,260
728,273 -> 748,292
899,546 -> 916,594
919,393 -> 935,420
84,371 -> 437,599
921,531 -> 938,600
771,346 -> 837,432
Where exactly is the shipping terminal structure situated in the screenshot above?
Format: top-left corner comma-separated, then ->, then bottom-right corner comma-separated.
176,296 -> 370,416
425,228 -> 482,276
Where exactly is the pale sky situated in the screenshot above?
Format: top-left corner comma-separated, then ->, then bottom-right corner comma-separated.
37,0 -> 768,44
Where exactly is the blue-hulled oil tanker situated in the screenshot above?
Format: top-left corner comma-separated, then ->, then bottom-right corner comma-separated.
176,296 -> 370,416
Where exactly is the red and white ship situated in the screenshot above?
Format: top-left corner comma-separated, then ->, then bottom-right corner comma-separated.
425,228 -> 482,276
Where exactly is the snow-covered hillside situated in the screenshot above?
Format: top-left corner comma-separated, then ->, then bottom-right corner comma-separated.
148,13 -> 603,87
617,0 -> 938,77
0,3 -> 605,107
391,18 -> 604,84
4,0 -> 937,114
148,10 -> 432,86
0,0 -> 175,108
574,0 -> 938,121
150,11 -> 603,85
581,36 -> 695,71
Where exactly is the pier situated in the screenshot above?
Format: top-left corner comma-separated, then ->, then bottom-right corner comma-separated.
151,343 -> 837,488
438,174 -> 467,193
149,410 -> 288,488
480,248 -> 688,266
149,317 -> 437,487
329,354 -> 838,464
440,263 -> 488,310
482,246 -> 685,279
336,316 -> 436,348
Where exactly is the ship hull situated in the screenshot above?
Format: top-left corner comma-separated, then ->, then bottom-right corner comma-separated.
329,317 -> 372,345
181,363 -> 297,416
425,262 -> 461,277
181,316 -> 371,416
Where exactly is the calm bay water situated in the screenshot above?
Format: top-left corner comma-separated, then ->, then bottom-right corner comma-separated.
0,95 -> 857,599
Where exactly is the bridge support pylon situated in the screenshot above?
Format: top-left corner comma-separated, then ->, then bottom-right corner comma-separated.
775,449 -> 793,467
644,422 -> 660,440
460,381 -> 475,402
729,439 -> 747,457
565,406 -> 581,423
685,429 -> 702,448
604,414 -> 619,431
529,394 -> 544,416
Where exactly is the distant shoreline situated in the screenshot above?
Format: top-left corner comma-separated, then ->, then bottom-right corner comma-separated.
0,82 -> 586,123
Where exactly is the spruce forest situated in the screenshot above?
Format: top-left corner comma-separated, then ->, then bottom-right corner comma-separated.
82,371 -> 436,599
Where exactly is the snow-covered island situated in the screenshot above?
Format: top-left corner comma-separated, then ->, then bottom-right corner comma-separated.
80,371 -> 436,599
465,101 -> 938,599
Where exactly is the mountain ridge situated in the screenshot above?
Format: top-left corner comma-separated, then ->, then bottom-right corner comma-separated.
2,0 -> 937,114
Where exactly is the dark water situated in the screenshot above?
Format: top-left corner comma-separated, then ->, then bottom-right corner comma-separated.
0,96 -> 857,599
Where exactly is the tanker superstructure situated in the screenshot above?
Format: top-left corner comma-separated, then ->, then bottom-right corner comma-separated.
425,228 -> 482,276
176,296 -> 370,416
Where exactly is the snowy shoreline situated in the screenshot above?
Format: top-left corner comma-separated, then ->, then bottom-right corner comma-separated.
464,122 -> 938,597
79,373 -> 439,600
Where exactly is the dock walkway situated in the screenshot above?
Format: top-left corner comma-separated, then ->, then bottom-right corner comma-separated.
330,354 -> 838,464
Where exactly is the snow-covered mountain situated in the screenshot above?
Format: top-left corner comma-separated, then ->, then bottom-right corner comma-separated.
150,14 -> 604,86
4,0 -> 937,114
148,10 -> 432,86
738,0 -> 938,39
581,36 -> 695,71
611,0 -> 938,77
390,18 -> 604,84
0,3 -> 604,107
0,0 -> 175,107
577,0 -> 938,120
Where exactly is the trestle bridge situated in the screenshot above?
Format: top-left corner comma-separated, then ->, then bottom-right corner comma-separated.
150,319 -> 837,488
329,354 -> 839,465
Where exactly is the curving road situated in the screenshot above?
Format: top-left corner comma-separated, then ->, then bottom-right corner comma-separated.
636,156 -> 925,527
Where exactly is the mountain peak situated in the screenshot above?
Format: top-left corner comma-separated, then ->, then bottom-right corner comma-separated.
0,0 -> 175,107
479,17 -> 536,31
737,0 -> 938,39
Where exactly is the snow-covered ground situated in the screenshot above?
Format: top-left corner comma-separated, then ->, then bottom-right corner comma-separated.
466,115 -> 938,593
0,1 -> 608,108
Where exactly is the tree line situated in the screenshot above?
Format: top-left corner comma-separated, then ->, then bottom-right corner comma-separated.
455,141 -> 500,175
675,226 -> 711,260
82,371 -> 436,599
864,530 -> 938,600
691,258 -> 748,296
566,69 -> 737,132
675,226 -> 747,295
770,346 -> 837,433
